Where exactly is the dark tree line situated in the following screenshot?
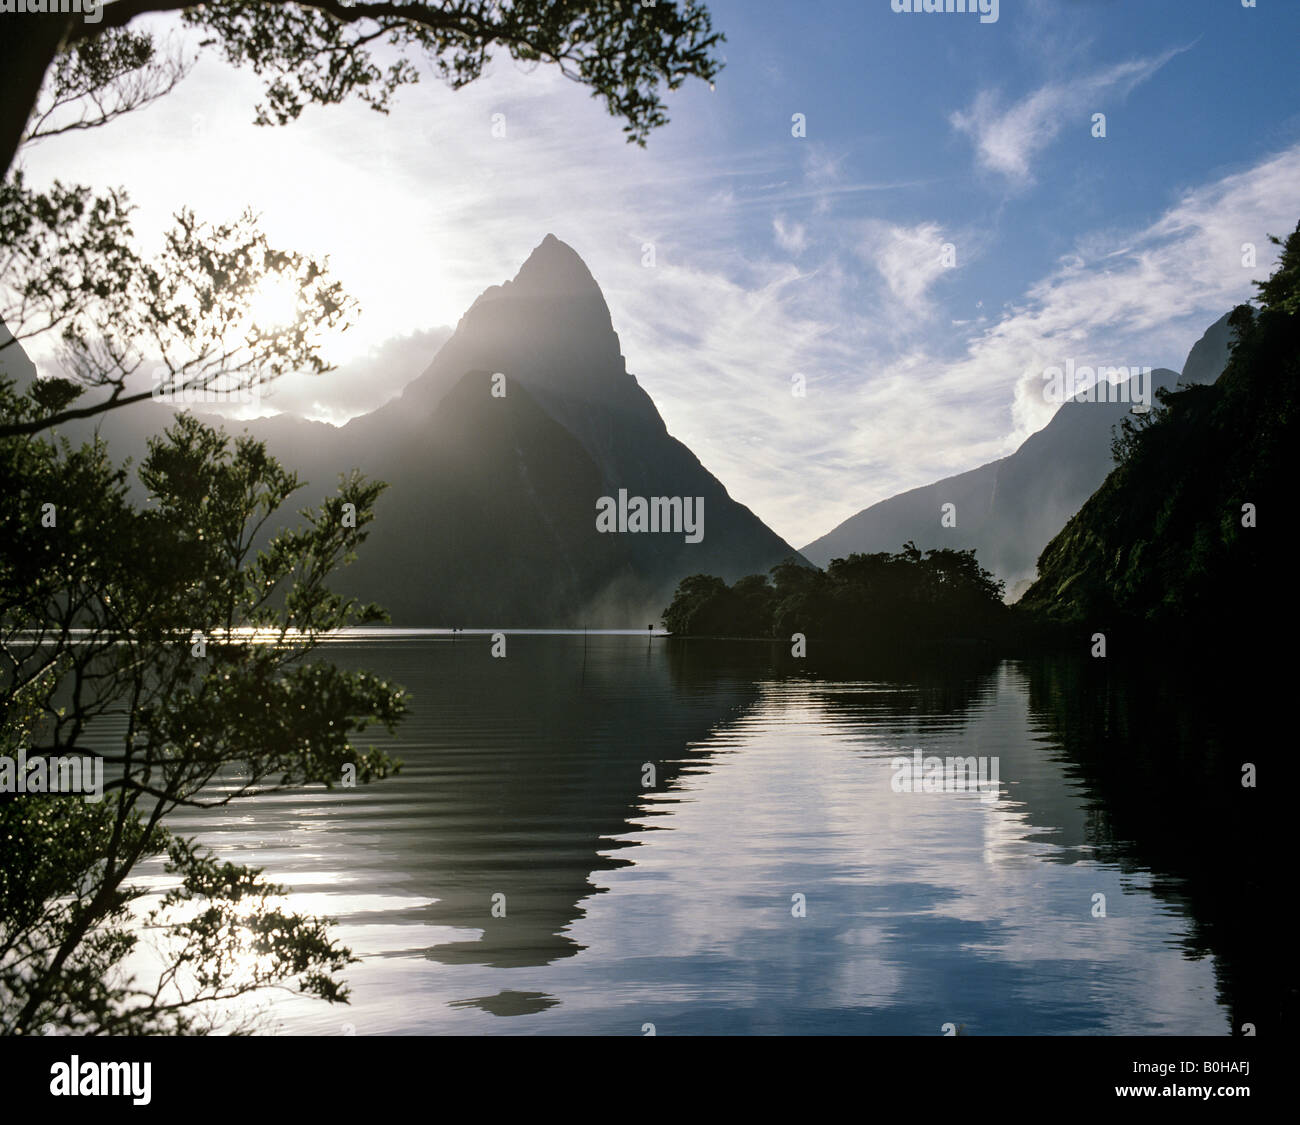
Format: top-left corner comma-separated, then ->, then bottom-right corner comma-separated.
663,543 -> 1009,645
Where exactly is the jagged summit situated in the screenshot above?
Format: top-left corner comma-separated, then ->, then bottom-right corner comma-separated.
509,233 -> 603,298
329,231 -> 802,622
28,234 -> 802,625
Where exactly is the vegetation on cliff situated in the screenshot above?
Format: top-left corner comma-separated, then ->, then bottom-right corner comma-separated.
1018,222 -> 1298,642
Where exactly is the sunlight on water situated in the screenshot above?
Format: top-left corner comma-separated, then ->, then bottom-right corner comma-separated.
93,636 -> 1233,1035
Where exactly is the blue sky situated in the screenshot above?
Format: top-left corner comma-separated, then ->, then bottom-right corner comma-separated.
15,0 -> 1300,546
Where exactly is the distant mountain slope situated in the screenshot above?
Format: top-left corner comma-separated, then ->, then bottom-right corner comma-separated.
1018,221 -> 1298,640
35,236 -> 804,626
330,234 -> 804,621
801,311 -> 1238,595
336,369 -> 642,625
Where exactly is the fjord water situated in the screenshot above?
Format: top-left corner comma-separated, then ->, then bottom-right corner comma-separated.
149,634 -> 1255,1035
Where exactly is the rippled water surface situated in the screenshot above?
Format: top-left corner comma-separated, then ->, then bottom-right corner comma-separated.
99,634 -> 1257,1035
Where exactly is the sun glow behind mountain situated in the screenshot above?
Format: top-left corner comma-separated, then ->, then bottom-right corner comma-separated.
10,0 -> 1300,547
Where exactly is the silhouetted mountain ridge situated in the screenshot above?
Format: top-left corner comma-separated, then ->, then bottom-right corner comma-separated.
25,237 -> 804,626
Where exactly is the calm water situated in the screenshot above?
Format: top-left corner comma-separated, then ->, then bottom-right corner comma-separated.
109,634 -> 1260,1035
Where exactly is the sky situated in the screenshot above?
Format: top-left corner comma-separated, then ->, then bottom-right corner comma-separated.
14,0 -> 1300,548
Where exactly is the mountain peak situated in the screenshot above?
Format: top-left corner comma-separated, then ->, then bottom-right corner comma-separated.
511,234 -> 602,297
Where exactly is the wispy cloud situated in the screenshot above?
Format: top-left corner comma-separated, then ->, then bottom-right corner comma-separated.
773,216 -> 807,254
996,145 -> 1300,436
950,48 -> 1188,188
14,18 -> 1297,552
856,220 -> 955,314
646,144 -> 1300,546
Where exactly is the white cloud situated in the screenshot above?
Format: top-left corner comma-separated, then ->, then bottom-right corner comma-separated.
856,220 -> 954,313
773,216 -> 807,254
746,144 -> 1300,545
995,145 -> 1300,436
825,144 -> 1299,497
950,48 -> 1186,188
249,327 -> 453,424
11,20 -> 1296,553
